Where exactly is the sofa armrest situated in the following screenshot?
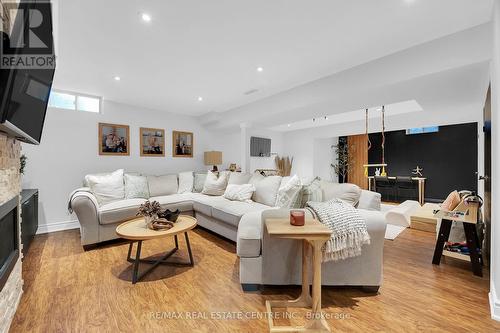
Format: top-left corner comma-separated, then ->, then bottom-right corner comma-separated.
70,189 -> 100,246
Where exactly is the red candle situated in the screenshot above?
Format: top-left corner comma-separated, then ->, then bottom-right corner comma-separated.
290,210 -> 305,226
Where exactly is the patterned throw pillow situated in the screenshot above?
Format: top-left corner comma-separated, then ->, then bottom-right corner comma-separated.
276,175 -> 302,208
86,169 -> 125,205
193,173 -> 207,193
300,177 -> 322,208
124,174 -> 149,199
178,171 -> 194,193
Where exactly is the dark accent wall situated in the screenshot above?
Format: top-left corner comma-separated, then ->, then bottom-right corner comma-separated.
368,122 -> 478,202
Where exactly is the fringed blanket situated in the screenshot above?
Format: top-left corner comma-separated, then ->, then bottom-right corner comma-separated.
307,199 -> 370,262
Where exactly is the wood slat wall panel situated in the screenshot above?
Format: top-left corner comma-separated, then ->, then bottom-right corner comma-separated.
348,134 -> 368,189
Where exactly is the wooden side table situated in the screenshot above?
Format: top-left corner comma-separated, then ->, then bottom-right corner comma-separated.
265,218 -> 333,333
432,201 -> 483,277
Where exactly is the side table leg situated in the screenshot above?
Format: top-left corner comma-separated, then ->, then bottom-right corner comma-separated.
132,241 -> 143,284
305,240 -> 330,332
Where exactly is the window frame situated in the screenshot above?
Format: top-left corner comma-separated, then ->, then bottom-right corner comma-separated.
48,89 -> 102,114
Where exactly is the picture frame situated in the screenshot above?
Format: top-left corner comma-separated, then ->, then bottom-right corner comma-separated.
172,131 -> 193,158
98,123 -> 130,156
140,127 -> 165,157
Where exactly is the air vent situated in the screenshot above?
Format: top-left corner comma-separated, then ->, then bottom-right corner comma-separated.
244,89 -> 259,95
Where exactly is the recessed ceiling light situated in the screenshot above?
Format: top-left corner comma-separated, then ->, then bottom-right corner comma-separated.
376,107 -> 382,111
197,96 -> 203,102
141,13 -> 152,22
324,116 -> 328,120
113,76 -> 121,81
287,124 -> 291,127
257,67 -> 264,72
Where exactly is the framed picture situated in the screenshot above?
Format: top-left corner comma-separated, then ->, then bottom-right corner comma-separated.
140,127 -> 165,157
98,123 -> 130,156
172,131 -> 193,157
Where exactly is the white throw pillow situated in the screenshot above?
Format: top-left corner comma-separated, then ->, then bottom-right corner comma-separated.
147,174 -> 178,197
193,172 -> 207,193
178,171 -> 194,193
202,171 -> 229,196
250,175 -> 282,207
223,184 -> 256,202
124,174 -> 149,199
86,169 -> 125,205
276,175 -> 302,208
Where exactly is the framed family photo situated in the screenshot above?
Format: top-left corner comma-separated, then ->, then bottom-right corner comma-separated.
140,128 -> 165,157
172,131 -> 193,157
98,123 -> 130,156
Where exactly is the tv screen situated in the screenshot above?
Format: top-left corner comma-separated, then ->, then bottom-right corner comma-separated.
0,0 -> 56,144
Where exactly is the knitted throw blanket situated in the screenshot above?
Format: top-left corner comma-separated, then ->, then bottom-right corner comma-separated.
307,199 -> 370,262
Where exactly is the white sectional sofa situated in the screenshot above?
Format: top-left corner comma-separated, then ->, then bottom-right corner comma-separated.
69,170 -> 386,290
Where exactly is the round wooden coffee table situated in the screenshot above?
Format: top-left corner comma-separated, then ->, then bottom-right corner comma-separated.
116,215 -> 197,284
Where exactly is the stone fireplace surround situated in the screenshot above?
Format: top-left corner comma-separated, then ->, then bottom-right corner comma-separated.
0,133 -> 22,333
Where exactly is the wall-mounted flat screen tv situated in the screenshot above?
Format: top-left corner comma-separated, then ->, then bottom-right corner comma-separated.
0,0 -> 56,144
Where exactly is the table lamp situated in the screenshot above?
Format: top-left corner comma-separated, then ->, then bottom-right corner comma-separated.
204,151 -> 222,172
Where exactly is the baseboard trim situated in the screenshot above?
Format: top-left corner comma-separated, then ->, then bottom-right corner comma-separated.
489,283 -> 500,321
37,220 -> 80,234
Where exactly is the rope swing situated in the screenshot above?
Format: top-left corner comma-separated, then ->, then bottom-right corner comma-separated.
381,105 -> 387,176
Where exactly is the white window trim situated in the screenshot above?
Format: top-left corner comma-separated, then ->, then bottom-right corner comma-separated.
49,89 -> 102,114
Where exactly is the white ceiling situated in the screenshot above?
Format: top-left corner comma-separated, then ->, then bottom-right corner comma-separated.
53,0 -> 493,116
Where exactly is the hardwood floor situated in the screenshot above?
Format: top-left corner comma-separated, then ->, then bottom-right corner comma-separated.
10,226 -> 500,332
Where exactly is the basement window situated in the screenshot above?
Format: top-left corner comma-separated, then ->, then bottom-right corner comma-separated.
48,90 -> 101,113
406,126 -> 439,135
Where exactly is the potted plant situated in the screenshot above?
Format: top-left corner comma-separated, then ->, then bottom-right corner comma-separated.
331,139 -> 354,183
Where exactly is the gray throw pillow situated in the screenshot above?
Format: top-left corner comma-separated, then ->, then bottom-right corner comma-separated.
124,174 -> 149,199
147,174 -> 178,197
193,172 -> 207,193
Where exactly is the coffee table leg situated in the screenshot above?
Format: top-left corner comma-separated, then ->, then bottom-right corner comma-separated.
185,232 -> 194,266
174,235 -> 179,249
132,241 -> 142,284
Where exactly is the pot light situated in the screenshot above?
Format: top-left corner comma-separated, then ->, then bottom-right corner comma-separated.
141,13 -> 152,22
197,96 -> 203,102
257,67 -> 264,72
113,76 -> 121,81
324,116 -> 328,120
287,124 -> 291,127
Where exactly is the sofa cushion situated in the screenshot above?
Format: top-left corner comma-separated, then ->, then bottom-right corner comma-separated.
87,169 -> 125,205
191,194 -> 229,216
320,181 -> 361,206
228,172 -> 252,185
358,190 -> 382,211
193,172 -> 207,193
147,174 -> 178,197
211,200 -> 271,227
150,194 -> 195,212
202,171 -> 229,196
250,175 -> 282,207
178,171 -> 194,193
223,184 -> 255,202
98,198 -> 147,225
124,174 -> 149,199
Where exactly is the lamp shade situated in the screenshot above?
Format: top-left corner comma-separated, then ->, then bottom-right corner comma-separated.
204,151 -> 222,166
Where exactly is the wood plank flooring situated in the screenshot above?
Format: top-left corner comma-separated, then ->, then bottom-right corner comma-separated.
10,226 -> 500,332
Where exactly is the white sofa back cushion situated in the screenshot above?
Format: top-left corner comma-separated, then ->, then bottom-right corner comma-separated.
86,169 -> 125,205
202,171 -> 229,196
320,180 -> 361,206
357,190 -> 382,211
250,174 -> 282,207
228,172 -> 252,185
223,184 -> 256,202
147,174 -> 178,197
276,175 -> 302,208
178,171 -> 194,193
124,174 -> 149,199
